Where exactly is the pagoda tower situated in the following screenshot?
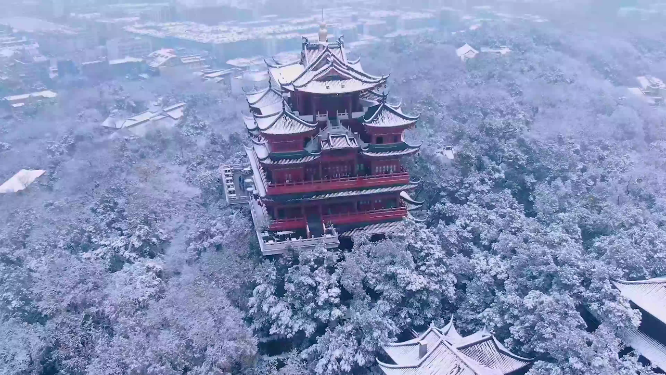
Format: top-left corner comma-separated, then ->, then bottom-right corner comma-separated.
243,22 -> 422,255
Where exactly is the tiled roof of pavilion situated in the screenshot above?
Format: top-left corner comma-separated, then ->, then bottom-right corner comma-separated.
267,60 -> 304,86
339,220 -> 406,237
457,330 -> 534,375
249,136 -> 320,165
363,97 -> 420,129
401,191 -> 424,211
289,59 -> 387,94
360,89 -> 386,105
613,277 -> 666,325
621,327 -> 666,371
245,86 -> 284,114
244,105 -> 318,136
378,339 -> 499,375
361,142 -> 421,158
302,38 -> 347,66
379,319 -> 533,375
320,133 -> 359,151
253,145 -> 320,166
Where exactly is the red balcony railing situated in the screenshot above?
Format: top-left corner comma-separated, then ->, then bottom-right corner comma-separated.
322,207 -> 408,226
266,172 -> 410,195
268,217 -> 307,231
268,207 -> 408,231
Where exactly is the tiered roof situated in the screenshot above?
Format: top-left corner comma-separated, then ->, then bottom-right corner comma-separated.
362,142 -> 421,158
363,98 -> 420,129
252,140 -> 320,165
379,319 -> 533,375
244,105 -> 318,136
320,133 -> 359,151
267,36 -> 387,95
246,86 -> 284,114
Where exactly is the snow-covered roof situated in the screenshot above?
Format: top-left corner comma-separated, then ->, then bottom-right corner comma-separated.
3,90 -> 57,102
246,86 -> 284,114
266,38 -> 387,95
637,76 -> 665,90
108,56 -> 144,65
385,28 -> 436,39
320,134 -> 359,151
456,44 -> 479,61
379,319 -> 533,375
480,47 -> 511,55
268,62 -> 305,86
0,169 -> 45,193
147,48 -> 176,68
227,55 -> 265,68
340,221 -> 406,237
102,103 -> 186,136
621,327 -> 666,371
245,106 -> 318,136
614,277 -> 666,324
627,87 -> 661,105
253,144 -> 320,165
378,339 -> 500,375
363,99 -> 419,129
361,142 -> 420,158
0,16 -> 79,35
202,68 -> 234,80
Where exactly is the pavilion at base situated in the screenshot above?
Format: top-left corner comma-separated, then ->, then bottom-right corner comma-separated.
379,318 -> 533,375
238,19 -> 422,255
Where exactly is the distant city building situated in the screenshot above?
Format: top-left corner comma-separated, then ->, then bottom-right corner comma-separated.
628,76 -> 665,106
108,56 -> 145,76
379,318 -> 533,375
199,67 -> 236,85
9,50 -> 50,84
637,76 -> 665,97
613,277 -> 666,371
80,59 -> 108,79
2,90 -> 57,109
102,2 -> 175,23
106,37 -> 152,60
147,48 -> 209,70
0,17 -> 97,56
481,46 -> 511,55
102,102 -> 186,137
56,59 -> 78,76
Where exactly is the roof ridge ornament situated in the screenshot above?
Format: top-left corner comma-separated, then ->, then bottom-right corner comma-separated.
318,9 -> 328,43
380,91 -> 388,103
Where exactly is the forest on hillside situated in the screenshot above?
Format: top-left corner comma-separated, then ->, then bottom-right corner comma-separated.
2,15 -> 666,375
